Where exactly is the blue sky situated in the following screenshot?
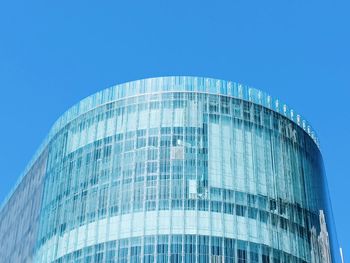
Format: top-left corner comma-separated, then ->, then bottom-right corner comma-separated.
0,0 -> 349,258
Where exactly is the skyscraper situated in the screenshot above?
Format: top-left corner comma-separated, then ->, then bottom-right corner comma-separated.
0,76 -> 341,262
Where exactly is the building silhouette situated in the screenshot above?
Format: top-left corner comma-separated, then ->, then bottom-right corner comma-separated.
0,77 -> 341,262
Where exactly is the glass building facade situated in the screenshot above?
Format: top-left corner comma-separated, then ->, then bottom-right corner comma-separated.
0,76 -> 340,263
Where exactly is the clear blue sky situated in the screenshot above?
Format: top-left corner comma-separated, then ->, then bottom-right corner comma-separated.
0,0 -> 349,258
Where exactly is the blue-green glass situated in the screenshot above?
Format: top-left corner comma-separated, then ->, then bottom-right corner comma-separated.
0,77 -> 340,262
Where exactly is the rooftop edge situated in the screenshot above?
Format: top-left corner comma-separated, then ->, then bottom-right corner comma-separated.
0,76 -> 320,212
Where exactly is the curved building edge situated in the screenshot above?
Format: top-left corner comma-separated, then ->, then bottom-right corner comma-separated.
0,76 -> 321,212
